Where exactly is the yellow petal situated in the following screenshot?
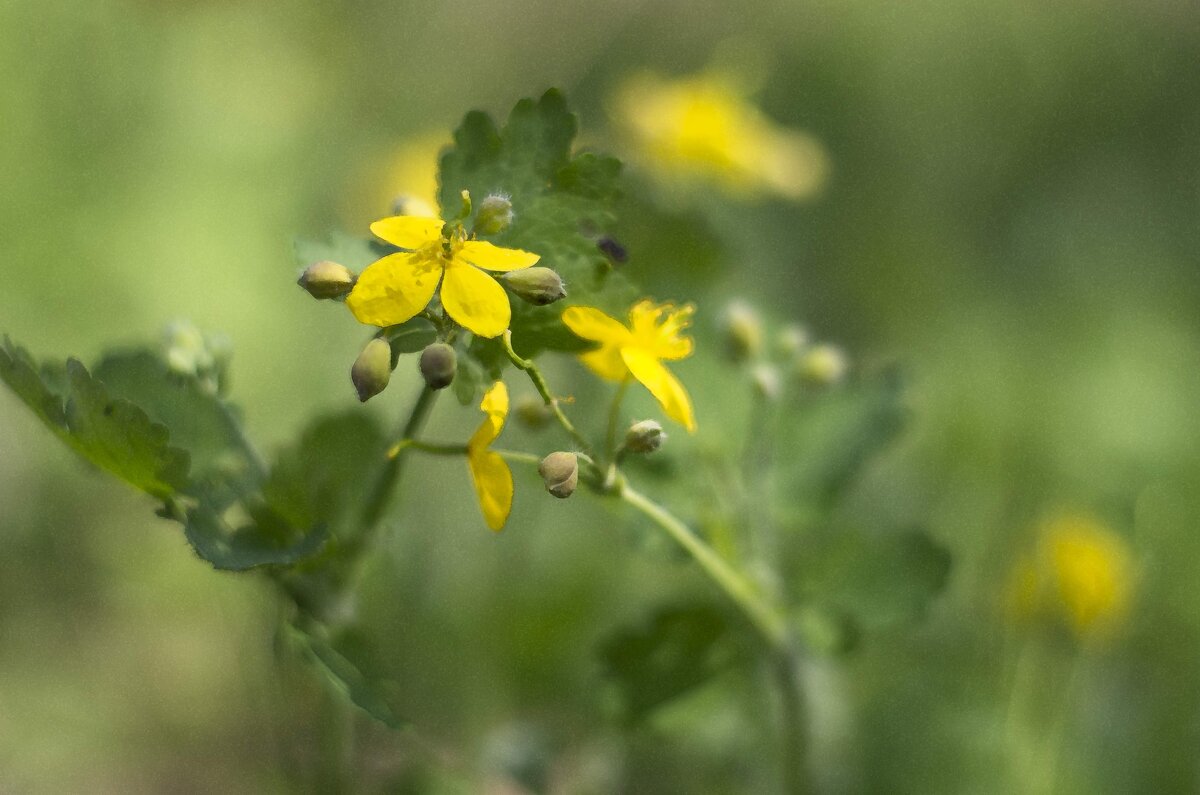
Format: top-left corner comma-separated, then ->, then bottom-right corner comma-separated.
467,449 -> 513,531
621,347 -> 696,432
629,300 -> 694,361
346,252 -> 441,327
468,380 -> 508,451
579,343 -> 630,382
561,306 -> 633,345
459,240 -> 540,272
369,216 -> 443,249
441,262 -> 511,338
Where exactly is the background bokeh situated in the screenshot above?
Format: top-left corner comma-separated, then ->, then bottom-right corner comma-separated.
2,0 -> 1198,791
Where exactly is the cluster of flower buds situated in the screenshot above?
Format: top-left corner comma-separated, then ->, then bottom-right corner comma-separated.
162,320 -> 232,396
718,299 -> 850,395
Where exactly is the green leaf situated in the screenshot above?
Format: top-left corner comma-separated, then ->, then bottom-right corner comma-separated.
182,504 -> 329,571
1,337 -> 189,498
259,411 -> 387,540
439,89 -> 635,356
775,368 -> 908,511
91,349 -> 261,497
797,528 -> 952,631
452,352 -> 484,406
598,603 -> 742,723
290,625 -> 406,729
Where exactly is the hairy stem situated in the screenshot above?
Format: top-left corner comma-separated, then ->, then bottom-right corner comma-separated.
617,482 -> 789,648
501,331 -> 594,455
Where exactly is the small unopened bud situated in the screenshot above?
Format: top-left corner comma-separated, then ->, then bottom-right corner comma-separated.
515,395 -> 552,430
625,419 -> 666,454
352,338 -> 393,402
798,343 -> 848,386
418,342 -> 457,390
299,261 -> 355,299
475,194 -> 514,235
538,452 -> 578,498
597,236 -> 628,264
501,267 -> 567,306
722,300 -> 763,362
752,364 -> 781,401
776,324 -> 810,359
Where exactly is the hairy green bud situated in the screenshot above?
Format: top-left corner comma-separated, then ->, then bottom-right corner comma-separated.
798,343 -> 848,386
538,452 -> 578,499
625,419 -> 666,454
351,338 -> 393,402
515,395 -> 552,430
299,260 -> 355,300
475,194 -> 514,235
418,342 -> 457,390
722,300 -> 763,362
501,267 -> 567,306
776,324 -> 810,359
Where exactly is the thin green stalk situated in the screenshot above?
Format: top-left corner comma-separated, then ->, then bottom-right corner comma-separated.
501,331 -> 593,455
618,482 -> 788,648
605,378 -> 631,462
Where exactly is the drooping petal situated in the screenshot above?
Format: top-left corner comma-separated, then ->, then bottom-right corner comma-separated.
467,449 -> 514,531
561,306 -> 633,345
369,216 -> 444,249
629,300 -> 694,361
441,262 -> 511,338
579,343 -> 630,382
468,381 -> 508,452
459,240 -> 540,272
346,252 -> 441,328
621,347 -> 696,433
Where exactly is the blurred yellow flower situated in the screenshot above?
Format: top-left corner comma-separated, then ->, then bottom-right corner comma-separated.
347,215 -> 540,338
1008,514 -> 1135,640
467,381 -> 513,531
562,300 -> 697,432
614,71 -> 829,200
380,132 -> 445,217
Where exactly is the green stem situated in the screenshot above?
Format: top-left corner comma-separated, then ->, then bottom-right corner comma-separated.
605,378 -> 631,462
501,331 -> 593,455
617,482 -> 789,649
352,385 -> 439,548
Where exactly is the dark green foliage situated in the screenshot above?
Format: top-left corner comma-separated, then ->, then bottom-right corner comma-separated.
439,89 -> 634,355
598,603 -> 743,722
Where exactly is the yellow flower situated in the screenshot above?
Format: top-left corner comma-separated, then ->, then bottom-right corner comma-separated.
614,71 -> 829,200
1007,514 -> 1135,640
467,381 -> 513,531
347,215 -> 540,338
562,300 -> 697,432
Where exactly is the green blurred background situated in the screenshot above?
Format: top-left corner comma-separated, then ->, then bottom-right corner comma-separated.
2,0 -> 1198,791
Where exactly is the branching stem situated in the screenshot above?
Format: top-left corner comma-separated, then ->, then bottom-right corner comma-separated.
501,331 -> 593,455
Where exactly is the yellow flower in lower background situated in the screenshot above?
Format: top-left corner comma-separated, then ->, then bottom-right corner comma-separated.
614,71 -> 829,200
562,300 -> 697,432
1007,514 -> 1135,641
467,381 -> 513,532
346,215 -> 540,338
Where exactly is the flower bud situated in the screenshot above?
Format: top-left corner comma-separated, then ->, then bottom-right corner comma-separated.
751,364 -> 781,401
515,395 -> 552,430
501,267 -> 567,306
775,323 -> 810,359
474,194 -> 514,235
625,419 -> 666,454
798,343 -> 848,386
721,300 -> 763,362
389,194 -> 436,218
298,260 -> 355,299
351,338 -> 393,402
418,342 -> 457,390
538,452 -> 578,499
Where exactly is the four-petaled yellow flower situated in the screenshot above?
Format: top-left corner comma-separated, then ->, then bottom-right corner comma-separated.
615,71 -> 829,200
347,216 -> 540,338
1007,514 -> 1135,641
562,300 -> 697,432
467,381 -> 514,531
